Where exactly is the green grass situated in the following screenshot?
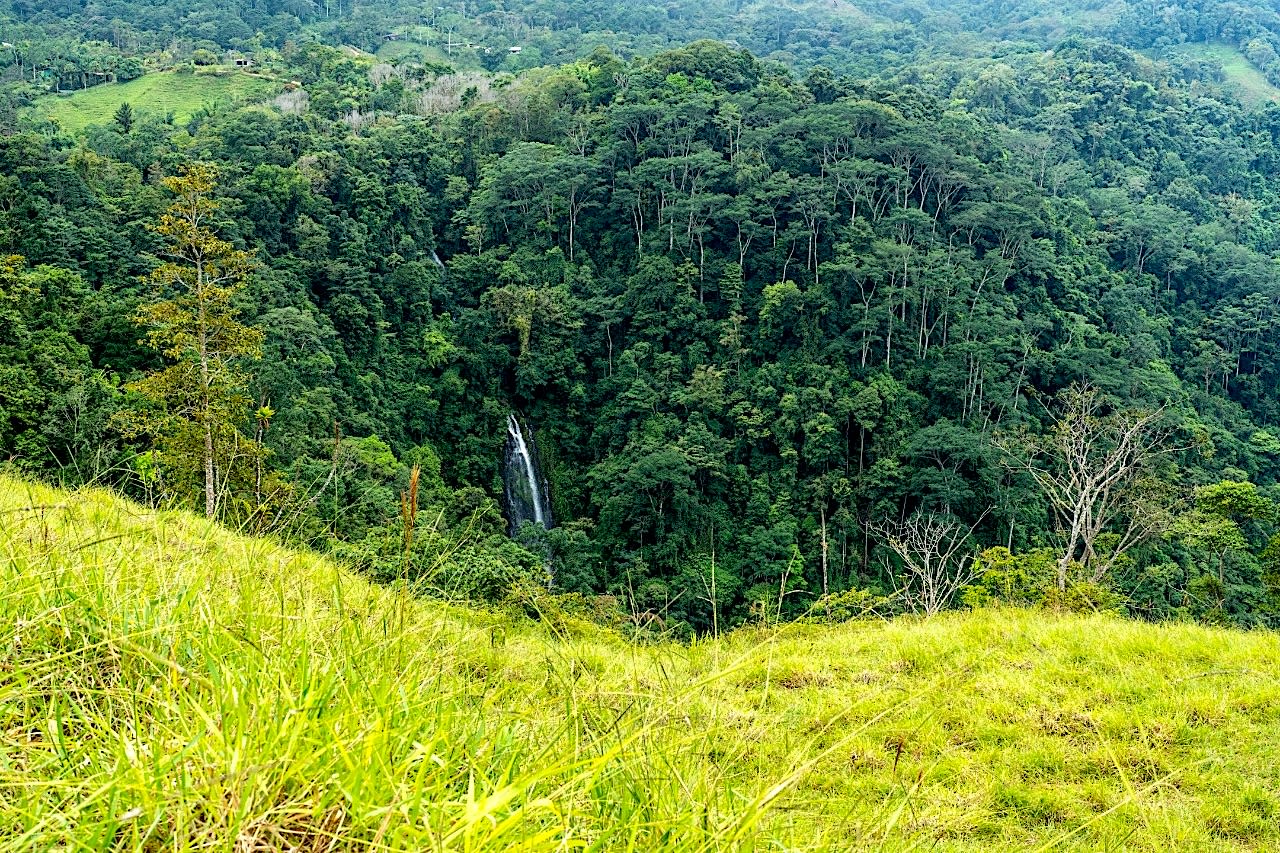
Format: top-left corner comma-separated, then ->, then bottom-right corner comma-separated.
4,474 -> 1280,850
375,39 -> 456,66
374,39 -> 481,73
28,70 -> 281,133
1166,43 -> 1280,108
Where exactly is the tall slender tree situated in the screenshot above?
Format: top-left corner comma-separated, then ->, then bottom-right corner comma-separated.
127,164 -> 263,518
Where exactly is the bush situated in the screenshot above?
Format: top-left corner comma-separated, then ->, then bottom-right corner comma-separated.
332,521 -> 540,604
502,580 -> 630,636
804,586 -> 896,622
1041,579 -> 1126,615
961,547 -> 1125,614
962,547 -> 1056,607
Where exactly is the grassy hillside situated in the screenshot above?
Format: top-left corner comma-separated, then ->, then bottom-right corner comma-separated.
375,39 -> 459,67
1166,43 -> 1280,108
3,474 -> 1280,850
28,70 -> 280,133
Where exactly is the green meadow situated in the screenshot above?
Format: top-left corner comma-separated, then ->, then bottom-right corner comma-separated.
375,39 -> 456,66
28,70 -> 280,133
1166,43 -> 1280,107
3,473 -> 1280,850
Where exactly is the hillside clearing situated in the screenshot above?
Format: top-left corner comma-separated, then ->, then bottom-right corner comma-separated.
28,70 -> 281,133
1165,43 -> 1280,107
375,39 -> 460,67
2,474 -> 1280,850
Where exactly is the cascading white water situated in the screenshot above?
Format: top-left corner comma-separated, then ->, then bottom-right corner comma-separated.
503,414 -> 556,589
506,413 -> 546,528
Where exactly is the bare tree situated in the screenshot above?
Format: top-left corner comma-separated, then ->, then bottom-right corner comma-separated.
996,384 -> 1178,590
872,511 -> 986,616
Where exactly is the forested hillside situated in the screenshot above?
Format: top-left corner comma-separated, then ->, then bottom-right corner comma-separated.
5,1 -> 1280,632
10,0 -> 1280,85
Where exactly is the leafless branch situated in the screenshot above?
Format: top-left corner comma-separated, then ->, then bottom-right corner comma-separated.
994,383 -> 1180,589
871,509 -> 988,616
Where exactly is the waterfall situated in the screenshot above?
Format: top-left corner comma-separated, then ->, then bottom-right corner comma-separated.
503,414 -> 554,536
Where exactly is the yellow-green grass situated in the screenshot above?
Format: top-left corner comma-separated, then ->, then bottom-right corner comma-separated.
28,70 -> 281,134
3,474 -> 1280,850
1167,43 -> 1280,108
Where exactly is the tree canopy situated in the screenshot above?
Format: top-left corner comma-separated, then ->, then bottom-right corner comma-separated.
5,1 -> 1280,631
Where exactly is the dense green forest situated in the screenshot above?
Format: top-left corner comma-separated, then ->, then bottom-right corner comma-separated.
11,0 -> 1280,91
6,0 -> 1280,634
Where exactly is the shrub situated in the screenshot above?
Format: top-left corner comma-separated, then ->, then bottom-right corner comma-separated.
1041,579 -> 1126,615
962,547 -> 1056,607
804,586 -> 896,622
332,521 -> 540,604
502,580 -> 630,636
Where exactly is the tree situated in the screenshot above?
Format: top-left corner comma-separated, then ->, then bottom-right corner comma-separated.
997,385 -> 1177,590
871,510 -> 986,616
0,255 -> 117,477
113,101 -> 133,134
127,164 -> 263,518
1174,480 -> 1277,610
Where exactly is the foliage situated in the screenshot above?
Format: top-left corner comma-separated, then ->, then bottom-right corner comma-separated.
962,546 -> 1128,613
962,546 -> 1059,608
1172,479 -> 1278,617
112,101 -> 133,133
7,1 -> 1280,626
804,586 -> 897,622
1040,579 -> 1129,615
0,254 -> 119,477
121,164 -> 263,518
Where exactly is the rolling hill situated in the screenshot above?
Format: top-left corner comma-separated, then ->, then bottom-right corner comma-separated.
27,70 -> 281,133
1163,43 -> 1280,108
2,473 -> 1280,850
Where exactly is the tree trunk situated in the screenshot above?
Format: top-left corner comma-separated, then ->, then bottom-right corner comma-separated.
197,258 -> 215,519
204,421 -> 216,518
710,521 -> 718,638
820,505 -> 829,616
